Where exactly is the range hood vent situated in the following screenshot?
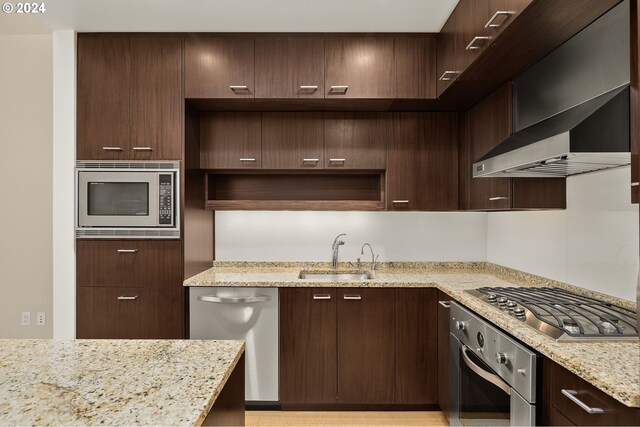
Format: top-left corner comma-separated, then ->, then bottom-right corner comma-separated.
474,1 -> 631,178
473,86 -> 630,178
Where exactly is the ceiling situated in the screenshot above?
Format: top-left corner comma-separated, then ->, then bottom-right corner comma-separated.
32,0 -> 459,33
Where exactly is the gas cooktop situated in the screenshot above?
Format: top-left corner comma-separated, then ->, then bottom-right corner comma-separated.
466,287 -> 638,342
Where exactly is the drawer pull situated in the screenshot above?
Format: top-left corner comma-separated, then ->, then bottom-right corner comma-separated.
466,36 -> 491,50
313,294 -> 331,300
343,295 -> 362,300
439,71 -> 459,81
132,147 -> 153,151
239,158 -> 257,162
116,249 -> 138,253
329,158 -> 346,163
329,85 -> 348,94
438,301 -> 451,308
485,10 -> 515,28
303,158 -> 320,163
230,85 -> 249,92
631,182 -> 639,187
392,200 -> 410,204
300,85 -> 319,92
102,146 -> 124,151
561,389 -> 604,414
117,296 -> 138,300
489,196 -> 509,201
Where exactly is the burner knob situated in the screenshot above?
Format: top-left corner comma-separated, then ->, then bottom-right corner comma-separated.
455,321 -> 467,331
495,352 -> 509,365
497,297 -> 508,306
514,307 -> 526,319
487,293 -> 497,302
506,301 -> 517,310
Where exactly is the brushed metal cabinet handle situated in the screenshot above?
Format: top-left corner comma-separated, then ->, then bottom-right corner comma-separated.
466,36 -> 491,50
102,147 -> 124,151
489,196 -> 509,201
132,147 -> 153,151
561,389 -> 604,414
313,294 -> 331,300
343,295 -> 362,300
485,10 -> 515,28
116,249 -> 138,253
300,85 -> 319,91
631,182 -> 639,187
117,296 -> 138,300
230,85 -> 249,92
439,71 -> 459,81
329,85 -> 348,94
392,200 -> 410,204
239,158 -> 257,162
438,301 -> 451,308
329,158 -> 346,163
303,158 -> 320,163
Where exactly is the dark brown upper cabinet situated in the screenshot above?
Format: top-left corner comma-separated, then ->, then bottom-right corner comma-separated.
77,36 -> 131,160
436,7 -> 461,97
394,37 -> 437,99
200,112 -> 262,169
632,0 -> 639,203
387,112 -> 458,211
323,112 -> 389,170
130,37 -> 183,160
77,36 -> 183,161
325,37 -> 395,98
255,37 -> 324,98
460,82 -> 566,211
261,112 -> 324,169
184,37 -> 255,98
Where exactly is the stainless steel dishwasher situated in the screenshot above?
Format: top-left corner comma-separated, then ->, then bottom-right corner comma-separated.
189,287 -> 279,405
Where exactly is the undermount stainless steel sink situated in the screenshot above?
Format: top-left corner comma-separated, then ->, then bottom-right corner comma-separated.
298,272 -> 373,281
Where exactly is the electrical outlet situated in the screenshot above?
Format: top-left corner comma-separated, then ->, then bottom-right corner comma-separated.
36,312 -> 46,326
21,312 -> 31,326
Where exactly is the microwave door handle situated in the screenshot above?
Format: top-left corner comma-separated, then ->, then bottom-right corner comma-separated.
461,346 -> 512,396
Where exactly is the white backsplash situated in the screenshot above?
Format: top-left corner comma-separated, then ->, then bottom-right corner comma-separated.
487,166 -> 639,301
216,211 -> 487,262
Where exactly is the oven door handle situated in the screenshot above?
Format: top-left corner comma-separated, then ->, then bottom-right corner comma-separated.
461,346 -> 512,396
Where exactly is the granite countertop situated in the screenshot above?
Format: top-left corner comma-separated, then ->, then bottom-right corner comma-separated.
185,261 -> 640,408
0,339 -> 244,426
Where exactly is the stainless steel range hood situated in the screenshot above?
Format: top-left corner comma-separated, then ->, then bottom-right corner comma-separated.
474,1 -> 631,178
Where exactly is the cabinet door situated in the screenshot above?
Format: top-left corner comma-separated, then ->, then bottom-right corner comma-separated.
632,0 -> 639,203
337,288 -> 395,404
395,37 -> 436,99
437,292 -> 451,419
200,112 -> 262,169
325,37 -> 395,98
76,287 -> 184,339
130,37 -> 183,160
77,36 -> 131,159
395,289 -> 438,405
436,8 -> 461,97
387,113 -> 421,210
184,37 -> 255,98
76,240 -> 183,287
280,288 -> 337,405
255,37 -> 324,98
262,112 -> 324,169
323,112 -> 389,170
468,83 -> 513,210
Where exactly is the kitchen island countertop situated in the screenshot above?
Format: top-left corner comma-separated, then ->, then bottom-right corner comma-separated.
185,261 -> 639,408
0,339 -> 244,426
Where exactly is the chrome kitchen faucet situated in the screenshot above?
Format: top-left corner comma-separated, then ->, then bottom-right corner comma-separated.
331,233 -> 346,270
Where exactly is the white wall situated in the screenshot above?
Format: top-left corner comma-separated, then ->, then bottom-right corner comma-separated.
216,211 -> 487,262
487,167 -> 638,301
0,33 -> 53,338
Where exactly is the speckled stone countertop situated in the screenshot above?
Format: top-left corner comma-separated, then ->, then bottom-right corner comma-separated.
0,339 -> 244,426
184,261 -> 639,408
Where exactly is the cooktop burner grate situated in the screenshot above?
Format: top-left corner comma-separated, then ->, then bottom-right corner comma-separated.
467,287 -> 638,341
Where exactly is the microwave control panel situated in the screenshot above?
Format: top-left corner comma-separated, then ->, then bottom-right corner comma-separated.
159,173 -> 173,225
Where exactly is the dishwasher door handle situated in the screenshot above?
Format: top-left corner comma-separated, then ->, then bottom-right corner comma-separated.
198,295 -> 271,304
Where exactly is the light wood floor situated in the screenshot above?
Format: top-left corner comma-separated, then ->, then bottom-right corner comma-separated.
245,411 -> 448,426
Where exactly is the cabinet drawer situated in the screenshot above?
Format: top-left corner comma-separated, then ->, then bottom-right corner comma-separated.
550,362 -> 640,426
76,287 -> 184,339
76,240 -> 182,287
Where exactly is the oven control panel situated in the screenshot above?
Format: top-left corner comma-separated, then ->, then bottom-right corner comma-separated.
158,173 -> 173,225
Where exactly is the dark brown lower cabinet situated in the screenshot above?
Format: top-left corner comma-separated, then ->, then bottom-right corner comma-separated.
76,287 -> 184,339
337,288 -> 395,404
395,289 -> 438,405
436,291 -> 451,419
544,357 -> 640,426
280,287 -> 437,408
279,288 -> 337,405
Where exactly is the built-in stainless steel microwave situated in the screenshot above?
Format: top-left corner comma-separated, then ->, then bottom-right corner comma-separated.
76,161 -> 180,239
